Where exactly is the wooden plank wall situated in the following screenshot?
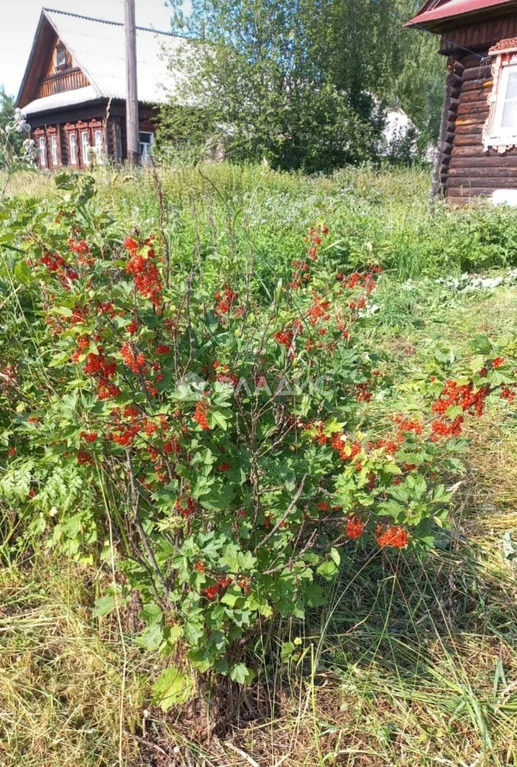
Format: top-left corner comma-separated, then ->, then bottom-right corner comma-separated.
444,53 -> 517,204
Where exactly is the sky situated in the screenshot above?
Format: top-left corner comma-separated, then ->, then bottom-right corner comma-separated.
0,0 -> 176,97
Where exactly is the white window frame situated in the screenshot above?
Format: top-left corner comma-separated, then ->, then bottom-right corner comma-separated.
81,130 -> 90,165
39,136 -> 46,167
138,131 -> 154,163
491,63 -> 517,141
94,128 -> 103,157
50,134 -> 59,166
484,47 -> 517,150
69,132 -> 78,164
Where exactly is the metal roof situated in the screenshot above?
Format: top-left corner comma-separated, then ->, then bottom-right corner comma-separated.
19,8 -> 188,110
23,86 -> 100,116
406,0 -> 517,30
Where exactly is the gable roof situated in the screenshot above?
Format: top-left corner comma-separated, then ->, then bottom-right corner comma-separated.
17,7 -> 188,111
405,0 -> 517,31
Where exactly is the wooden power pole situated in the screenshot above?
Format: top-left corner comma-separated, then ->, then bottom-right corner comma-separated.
125,0 -> 139,164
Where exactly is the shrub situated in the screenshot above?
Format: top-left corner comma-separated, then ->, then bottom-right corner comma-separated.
1,174 -> 516,700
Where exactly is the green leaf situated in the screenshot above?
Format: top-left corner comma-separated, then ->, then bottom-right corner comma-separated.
221,589 -> 241,607
151,667 -> 193,711
281,641 -> 295,662
14,259 -> 34,285
229,663 -> 254,685
51,306 -> 74,317
470,335 -> 492,355
136,622 -> 164,652
317,560 -> 338,580
92,595 -> 116,618
305,583 -> 326,607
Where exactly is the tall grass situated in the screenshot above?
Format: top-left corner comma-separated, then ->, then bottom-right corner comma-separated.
6,161 -> 517,281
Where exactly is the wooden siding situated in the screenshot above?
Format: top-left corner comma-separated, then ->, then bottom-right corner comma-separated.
440,14 -> 517,54
443,53 -> 517,203
38,68 -> 89,98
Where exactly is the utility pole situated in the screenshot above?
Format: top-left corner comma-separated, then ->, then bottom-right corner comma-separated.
125,0 -> 139,165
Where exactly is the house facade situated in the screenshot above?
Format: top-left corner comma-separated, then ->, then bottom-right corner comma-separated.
407,0 -> 517,203
16,8 -> 184,168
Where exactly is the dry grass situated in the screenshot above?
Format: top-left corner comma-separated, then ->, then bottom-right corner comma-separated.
0,558 -> 149,767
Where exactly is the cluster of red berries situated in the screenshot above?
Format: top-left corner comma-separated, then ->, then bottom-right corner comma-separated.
431,379 -> 490,440
54,208 -> 76,224
289,224 -> 329,289
193,400 -> 210,431
125,236 -> 163,307
305,224 -> 329,261
39,251 -> 78,289
68,238 -> 94,267
80,431 -> 98,443
121,342 -> 147,374
346,516 -> 365,540
81,347 -> 121,400
215,286 -> 239,315
274,330 -> 293,348
394,415 -> 423,435
337,267 -> 381,294
355,382 -> 372,403
307,423 -> 362,464
77,449 -> 94,465
500,385 -> 516,404
204,576 -> 232,600
213,361 -> 239,387
307,296 -> 331,326
375,525 -> 409,549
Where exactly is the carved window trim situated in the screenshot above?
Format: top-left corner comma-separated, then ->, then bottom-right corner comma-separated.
484,40 -> 517,153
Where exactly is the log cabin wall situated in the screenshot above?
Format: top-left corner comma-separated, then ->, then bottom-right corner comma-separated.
444,52 -> 517,203
437,14 -> 517,203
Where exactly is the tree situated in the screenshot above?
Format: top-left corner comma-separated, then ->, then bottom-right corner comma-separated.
159,0 -> 445,171
0,88 -> 36,177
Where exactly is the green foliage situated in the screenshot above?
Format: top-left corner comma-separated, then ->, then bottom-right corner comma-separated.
1,171 -> 517,687
160,0 -> 443,170
0,92 -> 37,177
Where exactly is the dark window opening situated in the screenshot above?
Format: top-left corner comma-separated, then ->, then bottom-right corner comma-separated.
56,44 -> 67,70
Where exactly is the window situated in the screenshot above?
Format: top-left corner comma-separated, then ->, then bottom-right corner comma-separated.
94,129 -> 103,157
56,44 -> 67,70
38,136 -> 46,168
50,134 -> 59,167
139,131 -> 154,163
81,130 -> 90,165
493,64 -> 517,137
69,132 -> 77,165
484,44 -> 517,150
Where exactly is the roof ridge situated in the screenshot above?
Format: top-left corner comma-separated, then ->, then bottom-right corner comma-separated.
42,7 -> 174,36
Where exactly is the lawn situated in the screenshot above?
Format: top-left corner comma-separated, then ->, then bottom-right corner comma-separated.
0,163 -> 516,767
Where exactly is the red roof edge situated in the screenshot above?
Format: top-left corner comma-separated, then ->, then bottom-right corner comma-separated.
405,0 -> 517,30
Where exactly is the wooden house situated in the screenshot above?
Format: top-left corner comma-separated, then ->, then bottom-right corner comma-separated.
16,7 -> 184,168
406,0 -> 517,203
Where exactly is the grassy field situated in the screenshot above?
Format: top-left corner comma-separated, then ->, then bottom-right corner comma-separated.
1,163 -> 517,766
6,161 -> 517,280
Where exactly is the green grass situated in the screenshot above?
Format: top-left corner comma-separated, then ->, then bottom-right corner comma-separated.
5,161 -> 517,281
1,163 -> 517,765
